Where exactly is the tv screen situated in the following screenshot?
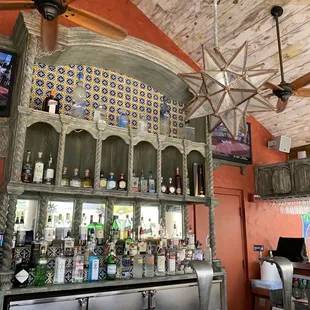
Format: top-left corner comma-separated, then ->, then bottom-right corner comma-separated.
212,122 -> 252,164
0,49 -> 16,117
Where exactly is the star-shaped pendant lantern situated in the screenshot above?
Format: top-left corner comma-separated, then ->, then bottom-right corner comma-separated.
179,42 -> 278,139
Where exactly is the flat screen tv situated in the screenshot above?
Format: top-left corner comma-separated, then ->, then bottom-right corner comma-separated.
212,122 -> 252,164
0,49 -> 17,117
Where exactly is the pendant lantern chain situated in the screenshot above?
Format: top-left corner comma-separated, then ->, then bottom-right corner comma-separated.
213,0 -> 219,49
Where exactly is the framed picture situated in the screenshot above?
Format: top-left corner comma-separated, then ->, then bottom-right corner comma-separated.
212,122 -> 252,164
0,49 -> 17,117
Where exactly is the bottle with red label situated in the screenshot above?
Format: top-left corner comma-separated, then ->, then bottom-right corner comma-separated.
175,167 -> 182,195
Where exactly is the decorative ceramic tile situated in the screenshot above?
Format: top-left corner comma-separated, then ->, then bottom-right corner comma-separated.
65,270 -> 72,283
47,258 -> 55,269
13,247 -> 31,260
30,63 -> 185,137
65,258 -> 73,269
94,246 -> 104,256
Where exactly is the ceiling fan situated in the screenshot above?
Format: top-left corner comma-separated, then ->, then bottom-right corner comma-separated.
264,6 -> 310,113
0,0 -> 128,52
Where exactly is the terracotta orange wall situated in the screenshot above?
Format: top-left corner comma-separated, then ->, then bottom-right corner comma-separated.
191,116 -> 302,281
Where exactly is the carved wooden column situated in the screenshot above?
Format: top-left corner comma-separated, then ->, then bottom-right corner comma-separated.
183,140 -> 188,196
134,200 -> 142,239
156,135 -> 163,195
183,203 -> 189,238
2,194 -> 18,270
94,128 -> 103,189
55,119 -> 68,186
105,198 -> 114,240
37,195 -> 49,238
0,193 -> 8,235
72,198 -> 83,241
127,131 -> 134,193
10,113 -> 28,182
160,201 -> 166,223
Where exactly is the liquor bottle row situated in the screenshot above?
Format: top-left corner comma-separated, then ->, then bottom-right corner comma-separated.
12,222 -> 212,288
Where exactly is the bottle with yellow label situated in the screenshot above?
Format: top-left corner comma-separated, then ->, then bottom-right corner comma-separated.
99,171 -> 107,189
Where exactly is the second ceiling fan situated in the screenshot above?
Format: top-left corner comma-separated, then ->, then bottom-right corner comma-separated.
264,6 -> 310,113
0,0 -> 128,52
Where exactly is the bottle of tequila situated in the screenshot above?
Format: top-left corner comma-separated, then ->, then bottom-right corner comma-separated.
99,171 -> 107,189
168,177 -> 176,194
81,169 -> 93,188
131,170 -> 139,192
53,245 -> 66,284
34,246 -> 47,286
175,167 -> 182,195
107,172 -> 117,190
117,173 -> 127,190
21,150 -> 33,183
139,170 -> 148,193
148,171 -> 156,193
44,153 -> 54,185
63,231 -> 75,257
70,168 -> 81,187
106,246 -> 117,280
95,214 -> 104,245
44,215 -> 54,245
61,167 -> 70,186
33,152 -> 44,184
79,213 -> 88,246
72,246 -> 84,283
160,177 -> 167,194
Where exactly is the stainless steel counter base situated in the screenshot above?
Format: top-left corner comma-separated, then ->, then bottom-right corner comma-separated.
4,272 -> 227,310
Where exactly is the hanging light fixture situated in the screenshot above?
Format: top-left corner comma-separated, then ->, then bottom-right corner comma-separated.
179,0 -> 278,138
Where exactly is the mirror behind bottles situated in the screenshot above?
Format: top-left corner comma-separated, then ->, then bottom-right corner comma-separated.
15,199 -> 38,231
141,204 -> 159,239
101,136 -> 129,189
82,202 -> 106,226
166,204 -> 183,239
64,130 -> 96,183
113,203 -> 133,239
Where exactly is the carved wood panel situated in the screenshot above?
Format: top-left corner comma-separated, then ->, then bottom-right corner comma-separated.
257,169 -> 273,197
272,168 -> 292,195
294,163 -> 310,194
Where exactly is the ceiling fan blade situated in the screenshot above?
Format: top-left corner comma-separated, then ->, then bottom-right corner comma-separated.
263,81 -> 284,91
0,0 -> 34,10
289,73 -> 310,90
41,16 -> 59,52
276,98 -> 289,113
294,88 -> 310,97
61,0 -> 78,5
62,6 -> 128,40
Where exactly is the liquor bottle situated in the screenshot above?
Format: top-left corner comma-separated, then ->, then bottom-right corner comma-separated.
176,241 -> 186,275
70,168 -> 81,187
72,246 -> 84,283
21,150 -> 33,183
64,231 -> 75,257
172,221 -> 179,248
123,215 -> 131,240
63,213 -> 71,239
55,214 -> 64,241
88,248 -> 100,282
117,173 -> 127,190
144,243 -> 154,278
14,216 -> 20,233
159,218 -> 167,248
81,169 -> 93,188
44,215 -> 54,245
87,215 -> 95,241
138,217 -> 146,241
148,171 -> 156,193
187,225 -> 195,250
168,177 -> 176,194
167,243 -> 176,275
147,218 -> 153,238
43,89 -> 59,114
107,172 -> 117,190
133,248 -> 143,279
121,244 -> 131,280
99,171 -> 107,189
198,165 -> 205,197
194,241 -> 203,260
33,152 -> 44,184
16,214 -> 26,247
44,153 -> 54,185
175,167 -> 182,195
61,167 -> 70,186
193,163 -> 199,197
131,170 -> 139,192
13,253 -> 29,288
139,170 -> 148,193
95,214 -> 104,245
34,246 -> 47,286
79,213 -> 88,246
111,215 -> 120,242
106,246 -> 117,280
53,245 -> 66,284
160,177 -> 167,194
29,233 -> 40,268
156,241 -> 166,277
204,235 -> 212,263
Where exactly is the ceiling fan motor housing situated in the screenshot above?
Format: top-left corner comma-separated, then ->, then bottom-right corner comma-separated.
273,84 -> 294,102
35,0 -> 66,21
